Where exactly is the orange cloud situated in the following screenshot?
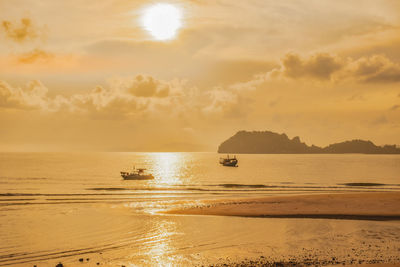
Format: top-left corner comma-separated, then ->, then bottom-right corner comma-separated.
348,55 -> 400,83
282,53 -> 344,80
389,104 -> 400,111
1,18 -> 40,43
0,75 -> 193,119
0,80 -> 49,109
70,85 -> 148,119
261,52 -> 400,84
17,49 -> 53,64
128,75 -> 170,98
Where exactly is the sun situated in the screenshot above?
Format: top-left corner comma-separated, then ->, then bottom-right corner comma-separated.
140,3 -> 183,41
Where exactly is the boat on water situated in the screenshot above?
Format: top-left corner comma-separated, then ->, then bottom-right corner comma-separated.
120,167 -> 154,180
219,155 -> 238,167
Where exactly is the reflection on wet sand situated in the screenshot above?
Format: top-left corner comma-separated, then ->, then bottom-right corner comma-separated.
143,219 -> 178,266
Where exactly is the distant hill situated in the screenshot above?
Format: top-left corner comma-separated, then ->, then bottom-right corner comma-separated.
218,131 -> 400,154
323,140 -> 400,154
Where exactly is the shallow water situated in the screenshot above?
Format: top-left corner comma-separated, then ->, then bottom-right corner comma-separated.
0,152 -> 400,266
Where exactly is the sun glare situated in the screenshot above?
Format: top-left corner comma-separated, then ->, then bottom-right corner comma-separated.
140,3 -> 183,41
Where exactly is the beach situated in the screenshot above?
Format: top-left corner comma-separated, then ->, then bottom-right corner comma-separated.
167,192 -> 400,220
165,192 -> 400,266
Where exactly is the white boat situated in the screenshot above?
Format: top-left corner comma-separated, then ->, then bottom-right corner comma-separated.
120,167 -> 154,180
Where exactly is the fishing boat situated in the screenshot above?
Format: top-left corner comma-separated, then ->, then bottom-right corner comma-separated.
120,167 -> 154,180
219,155 -> 238,167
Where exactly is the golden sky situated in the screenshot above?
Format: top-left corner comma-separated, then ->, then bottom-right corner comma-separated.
1,0 -> 400,151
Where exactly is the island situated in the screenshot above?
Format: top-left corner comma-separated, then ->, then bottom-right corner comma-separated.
218,130 -> 400,154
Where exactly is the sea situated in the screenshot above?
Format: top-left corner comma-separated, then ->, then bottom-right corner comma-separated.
1,152 -> 400,266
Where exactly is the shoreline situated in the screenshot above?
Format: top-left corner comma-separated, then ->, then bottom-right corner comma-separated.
166,192 -> 400,220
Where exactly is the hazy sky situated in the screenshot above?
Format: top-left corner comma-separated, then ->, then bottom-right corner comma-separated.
1,0 -> 400,151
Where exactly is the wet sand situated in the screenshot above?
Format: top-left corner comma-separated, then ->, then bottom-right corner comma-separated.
167,192 -> 400,220
166,193 -> 400,266
211,258 -> 400,267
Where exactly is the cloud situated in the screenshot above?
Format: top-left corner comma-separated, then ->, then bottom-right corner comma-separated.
371,115 -> 389,125
202,86 -> 252,119
203,87 -> 238,115
0,79 -> 141,115
0,75 -> 197,119
0,73 -> 254,126
1,18 -> 41,43
17,49 -> 53,64
389,104 -> 400,111
128,75 -> 169,98
269,98 -> 280,107
0,81 -> 25,109
348,55 -> 400,83
0,80 -> 49,109
282,53 -> 344,80
70,85 -> 149,119
347,94 -> 365,101
85,39 -> 277,87
262,52 -> 400,84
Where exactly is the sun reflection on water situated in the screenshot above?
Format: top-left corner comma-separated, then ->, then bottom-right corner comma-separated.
149,153 -> 190,186
143,219 -> 180,266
